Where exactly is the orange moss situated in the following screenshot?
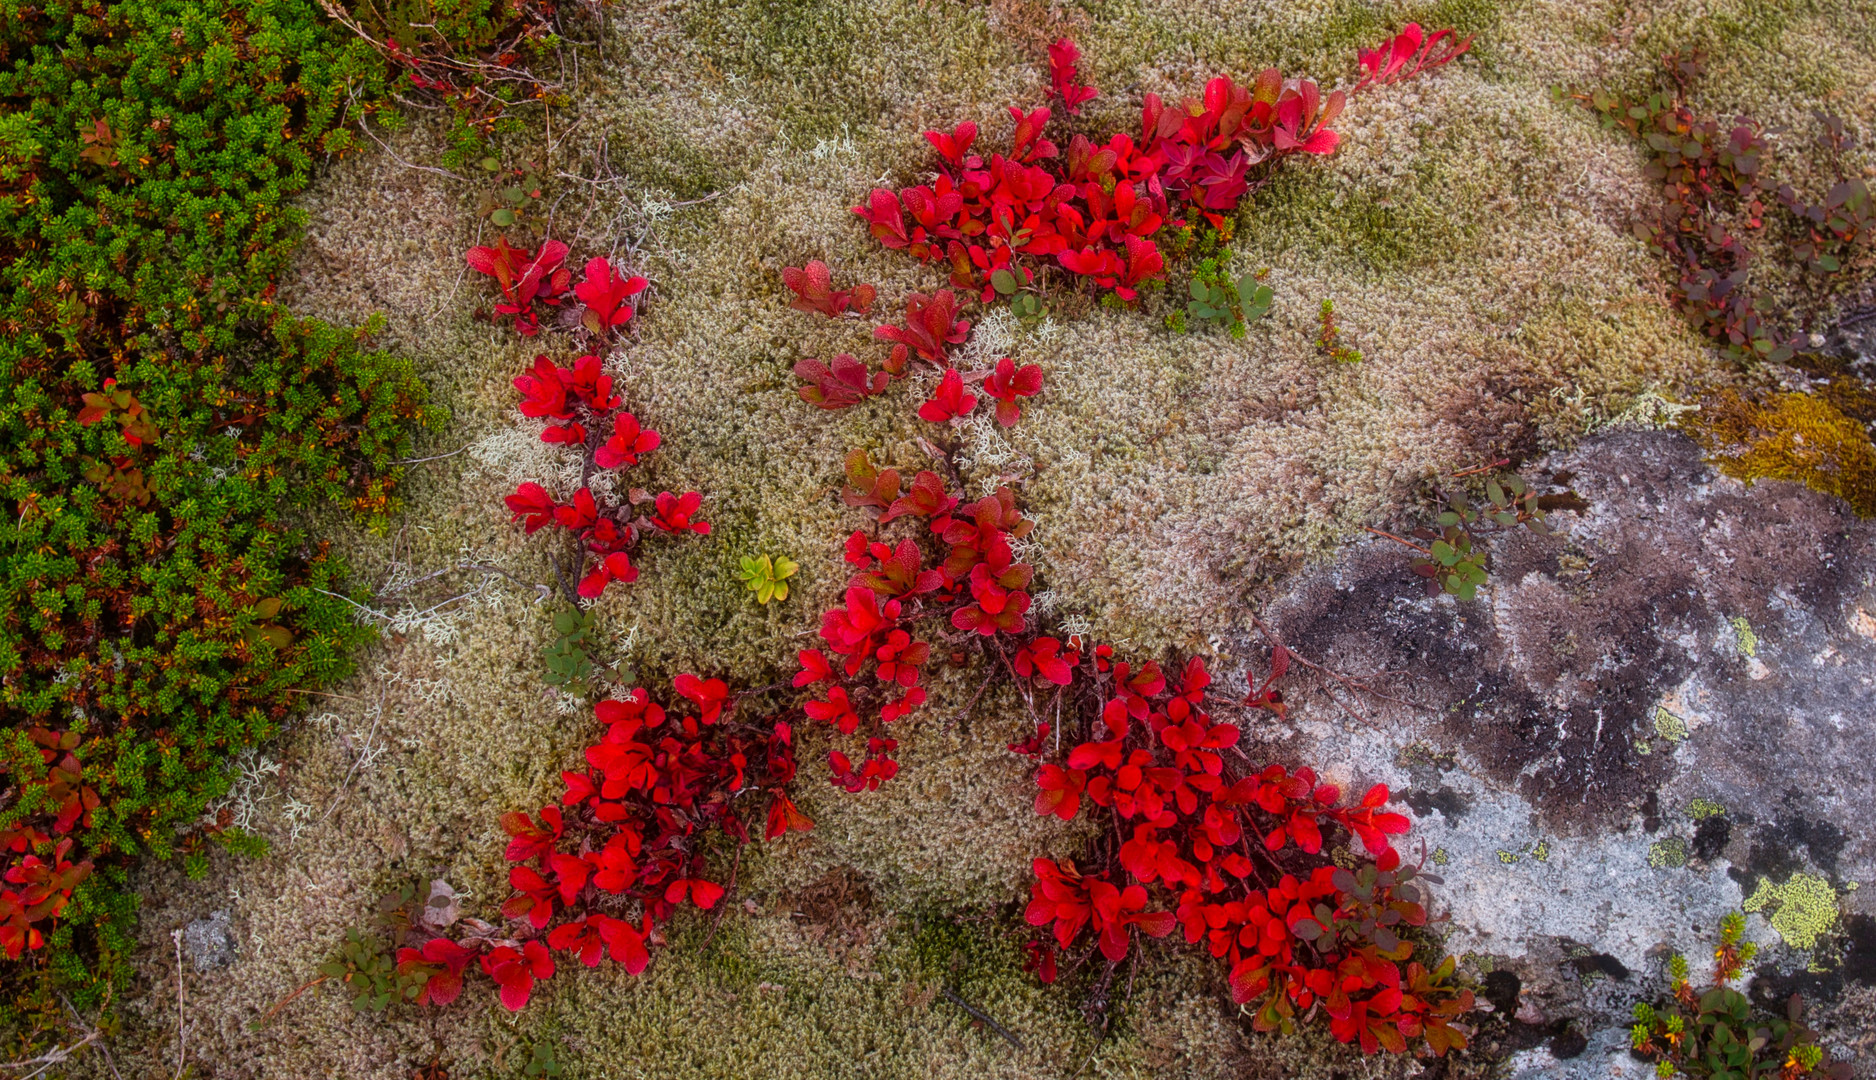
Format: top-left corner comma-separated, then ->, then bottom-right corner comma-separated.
1685,389 -> 1876,516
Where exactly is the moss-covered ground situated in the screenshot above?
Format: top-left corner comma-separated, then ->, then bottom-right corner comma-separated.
99,0 -> 1876,1075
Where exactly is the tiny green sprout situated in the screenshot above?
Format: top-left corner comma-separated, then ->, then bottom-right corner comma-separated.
184,851 -> 209,880
523,1041 -> 563,1078
1010,293 -> 1046,322
1719,910 -> 1746,944
1633,1002 -> 1657,1024
1669,953 -> 1689,983
543,607 -> 597,687
737,555 -> 799,605
1654,1061 -> 1674,1079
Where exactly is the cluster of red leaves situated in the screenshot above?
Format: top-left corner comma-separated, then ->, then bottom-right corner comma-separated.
467,243 -> 648,340
790,285 -> 1044,427
790,448 -> 1043,786
853,30 -> 1465,304
1014,652 -> 1473,1057
0,729 -> 97,959
500,354 -> 708,598
403,678 -> 808,1009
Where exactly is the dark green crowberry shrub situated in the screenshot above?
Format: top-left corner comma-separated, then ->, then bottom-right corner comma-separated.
0,0 -> 447,1012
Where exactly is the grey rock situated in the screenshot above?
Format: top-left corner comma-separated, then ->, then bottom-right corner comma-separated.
182,909 -> 238,972
1226,430 -> 1876,1071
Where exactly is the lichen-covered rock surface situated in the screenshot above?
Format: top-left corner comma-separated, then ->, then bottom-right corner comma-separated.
95,0 -> 1876,1076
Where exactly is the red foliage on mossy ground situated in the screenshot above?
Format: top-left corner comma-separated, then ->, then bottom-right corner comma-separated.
396,678 -> 806,1009
1013,653 -> 1472,1057
853,28 -> 1468,304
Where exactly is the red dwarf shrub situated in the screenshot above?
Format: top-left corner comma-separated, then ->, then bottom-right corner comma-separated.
404,678 -> 807,1010
499,354 -> 708,600
850,31 -> 1466,306
783,259 -> 878,318
1007,651 -> 1472,1056
466,237 -> 571,336
574,256 -> 650,336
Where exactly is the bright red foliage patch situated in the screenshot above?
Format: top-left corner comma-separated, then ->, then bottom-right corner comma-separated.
853,33 -> 1468,301
1008,652 -> 1470,1056
429,678 -> 806,1009
497,354 -> 708,599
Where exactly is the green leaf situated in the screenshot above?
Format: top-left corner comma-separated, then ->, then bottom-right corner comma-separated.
991,269 -> 1017,295
481,156 -> 502,171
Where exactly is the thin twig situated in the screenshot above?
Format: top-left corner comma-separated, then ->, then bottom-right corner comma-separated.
941,985 -> 1024,1049
54,991 -> 120,1080
1246,617 -> 1418,727
251,975 -> 329,1030
389,445 -> 470,465
171,929 -> 186,1080
1362,525 -> 1433,555
1445,457 -> 1511,480
0,1033 -> 102,1079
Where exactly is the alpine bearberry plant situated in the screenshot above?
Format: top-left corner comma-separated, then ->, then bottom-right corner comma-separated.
1368,471 -> 1549,600
1569,52 -> 1875,363
1008,650 -> 1471,1056
380,678 -> 807,1011
852,28 -> 1469,311
491,288 -> 710,602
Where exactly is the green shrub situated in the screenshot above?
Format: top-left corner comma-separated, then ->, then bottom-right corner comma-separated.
0,0 -> 443,1008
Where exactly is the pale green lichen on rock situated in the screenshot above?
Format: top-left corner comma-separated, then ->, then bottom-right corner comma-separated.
1742,873 -> 1839,950
1687,797 -> 1726,820
1654,707 -> 1689,742
1648,837 -> 1689,869
1731,616 -> 1760,658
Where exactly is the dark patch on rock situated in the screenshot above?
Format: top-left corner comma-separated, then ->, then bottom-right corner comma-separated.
1404,785 -> 1471,823
1641,791 -> 1663,835
1730,812 -> 1851,891
1264,431 -> 1873,837
1503,1020 -> 1553,1052
1481,969 -> 1521,1017
1692,814 -> 1732,862
1569,953 -> 1631,981
1750,913 -> 1876,1014
1549,1026 -> 1589,1059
